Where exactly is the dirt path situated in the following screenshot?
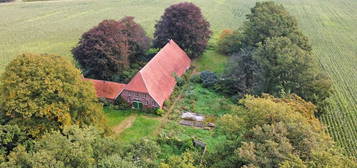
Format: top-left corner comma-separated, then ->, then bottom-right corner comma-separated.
112,114 -> 137,134
152,70 -> 195,136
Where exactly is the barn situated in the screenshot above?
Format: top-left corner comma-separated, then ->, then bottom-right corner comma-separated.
86,40 -> 191,109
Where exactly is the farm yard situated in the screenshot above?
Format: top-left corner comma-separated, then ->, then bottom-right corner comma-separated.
0,0 -> 356,160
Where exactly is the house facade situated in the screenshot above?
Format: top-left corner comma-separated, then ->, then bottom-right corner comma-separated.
85,40 -> 191,109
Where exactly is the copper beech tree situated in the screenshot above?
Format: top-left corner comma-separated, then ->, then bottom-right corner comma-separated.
72,17 -> 150,81
153,2 -> 211,59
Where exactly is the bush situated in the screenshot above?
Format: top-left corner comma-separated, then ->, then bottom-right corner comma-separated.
155,109 -> 165,116
200,71 -> 218,88
153,2 -> 211,59
217,29 -> 241,55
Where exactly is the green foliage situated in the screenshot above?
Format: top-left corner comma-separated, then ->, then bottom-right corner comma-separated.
0,126 -> 129,168
0,124 -> 29,160
220,1 -> 332,114
179,84 -> 234,116
97,154 -> 138,168
0,53 -> 106,137
159,151 -> 197,168
123,138 -> 161,168
217,29 -> 241,55
155,109 -> 165,116
207,95 -> 356,168
241,1 -> 310,51
200,71 -> 218,88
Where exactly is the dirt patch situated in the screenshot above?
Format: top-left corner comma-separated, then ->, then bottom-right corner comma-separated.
112,114 -> 137,134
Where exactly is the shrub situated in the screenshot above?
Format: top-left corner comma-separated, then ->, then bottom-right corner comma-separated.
0,53 -> 106,137
153,2 -> 211,59
217,29 -> 241,55
200,71 -> 218,88
155,109 -> 165,116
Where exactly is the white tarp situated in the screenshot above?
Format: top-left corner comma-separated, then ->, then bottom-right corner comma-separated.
181,112 -> 205,121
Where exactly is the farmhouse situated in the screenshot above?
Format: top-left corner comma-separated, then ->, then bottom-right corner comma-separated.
86,40 -> 191,109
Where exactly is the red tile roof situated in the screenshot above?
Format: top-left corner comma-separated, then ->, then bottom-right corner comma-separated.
84,78 -> 126,100
124,40 -> 191,107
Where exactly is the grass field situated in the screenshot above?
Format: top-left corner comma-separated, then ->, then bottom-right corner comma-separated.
0,0 -> 356,156
118,116 -> 160,143
104,107 -> 132,127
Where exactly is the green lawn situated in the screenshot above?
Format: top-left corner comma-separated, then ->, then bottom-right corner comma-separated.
104,107 -> 133,127
193,48 -> 228,74
179,83 -> 234,116
118,116 -> 160,143
1,0 -> 357,156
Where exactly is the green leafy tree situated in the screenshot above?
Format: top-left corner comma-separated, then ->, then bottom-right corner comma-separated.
0,53 -> 106,137
0,126 -> 136,168
220,1 -> 331,112
240,1 -> 310,51
160,152 -> 197,168
253,37 -> 331,110
153,2 -> 211,59
206,95 -> 356,168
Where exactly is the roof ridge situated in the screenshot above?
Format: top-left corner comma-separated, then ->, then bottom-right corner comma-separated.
139,68 -> 161,106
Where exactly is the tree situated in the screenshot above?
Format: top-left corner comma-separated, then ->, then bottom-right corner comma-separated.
240,1 -> 310,51
218,47 -> 263,97
253,37 -> 331,109
0,126 -> 138,168
0,53 -> 106,137
72,17 -> 150,81
119,16 -> 151,63
219,2 -> 331,112
153,2 -> 211,59
206,95 -> 356,168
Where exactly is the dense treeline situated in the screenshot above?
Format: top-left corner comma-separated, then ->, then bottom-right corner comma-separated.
216,1 -> 331,114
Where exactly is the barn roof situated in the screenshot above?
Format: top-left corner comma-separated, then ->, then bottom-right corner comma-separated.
124,40 -> 191,106
84,78 -> 126,100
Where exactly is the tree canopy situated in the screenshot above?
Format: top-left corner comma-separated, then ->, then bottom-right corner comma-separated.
72,17 -> 150,81
207,94 -> 356,168
219,1 -> 331,112
0,53 -> 105,137
153,2 -> 211,59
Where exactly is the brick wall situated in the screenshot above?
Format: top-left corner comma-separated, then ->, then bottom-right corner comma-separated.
120,90 -> 159,108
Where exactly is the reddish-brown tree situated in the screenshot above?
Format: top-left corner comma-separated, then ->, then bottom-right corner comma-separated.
72,17 -> 150,81
153,2 -> 211,59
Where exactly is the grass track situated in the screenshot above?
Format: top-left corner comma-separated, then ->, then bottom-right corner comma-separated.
0,0 -> 356,156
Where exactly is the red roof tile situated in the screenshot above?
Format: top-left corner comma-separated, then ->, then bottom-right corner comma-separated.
84,78 -> 126,100
124,40 -> 191,106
